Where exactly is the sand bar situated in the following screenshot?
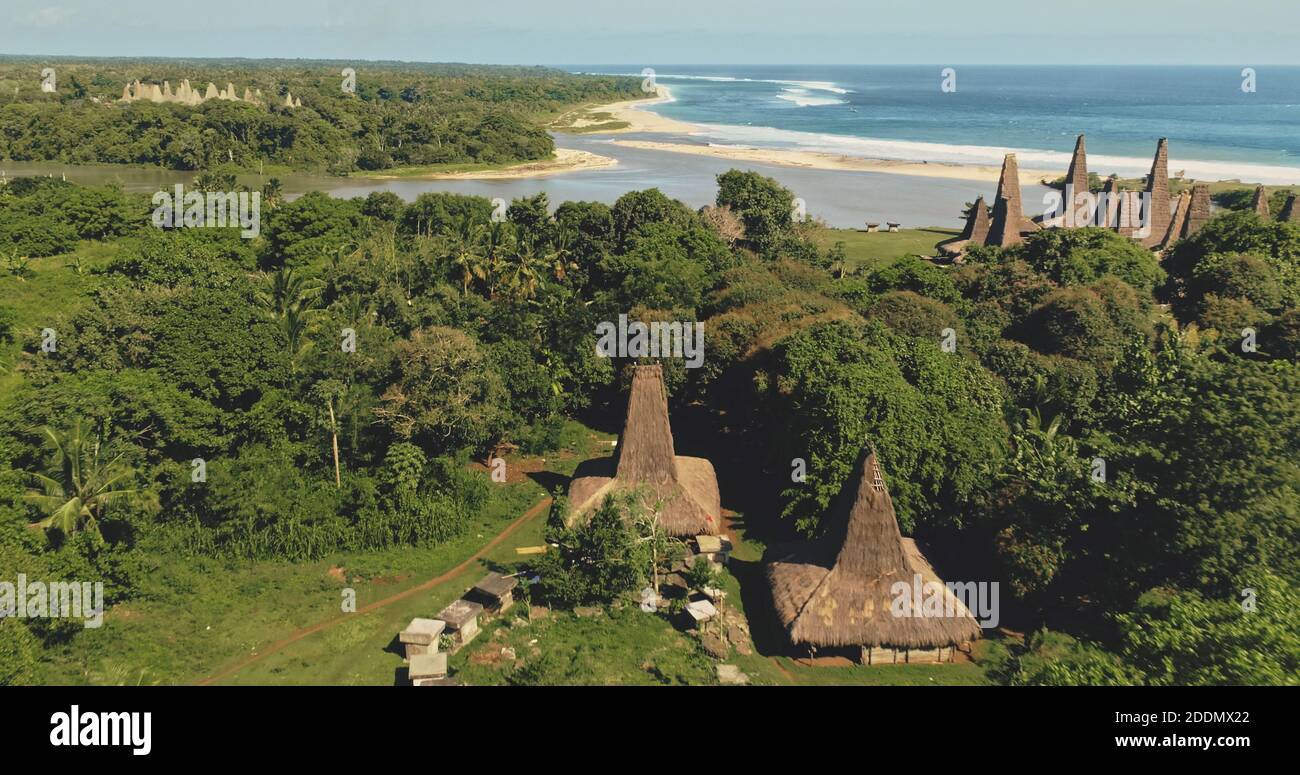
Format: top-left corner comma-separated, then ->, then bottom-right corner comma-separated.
363,147 -> 617,180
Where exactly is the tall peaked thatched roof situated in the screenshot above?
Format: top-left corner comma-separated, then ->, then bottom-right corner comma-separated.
1253,185 -> 1270,218
615,365 -> 677,483
766,444 -> 980,650
986,153 -> 1035,247
566,365 -> 721,536
1279,195 -> 1300,223
1062,134 -> 1093,227
1142,138 -> 1172,248
937,196 -> 990,260
1167,190 -> 1191,248
1185,184 -> 1212,238
960,196 -> 991,242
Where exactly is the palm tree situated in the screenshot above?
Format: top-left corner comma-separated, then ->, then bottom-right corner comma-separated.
24,420 -> 156,542
503,241 -> 546,301
542,229 -> 579,282
281,306 -> 316,371
482,221 -> 517,300
256,268 -> 320,319
445,215 -> 487,296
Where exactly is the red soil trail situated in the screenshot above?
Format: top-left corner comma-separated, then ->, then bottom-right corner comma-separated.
196,495 -> 552,685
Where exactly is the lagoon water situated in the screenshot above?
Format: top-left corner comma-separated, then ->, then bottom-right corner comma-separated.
6,137 -> 1037,229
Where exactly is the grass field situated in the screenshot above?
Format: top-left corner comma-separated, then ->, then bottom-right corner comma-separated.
36,421 -> 612,686
811,226 -> 960,271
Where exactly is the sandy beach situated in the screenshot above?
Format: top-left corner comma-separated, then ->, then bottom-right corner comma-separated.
608,139 -> 1057,185
578,85 -> 1057,185
364,147 -> 618,180
588,86 -> 701,134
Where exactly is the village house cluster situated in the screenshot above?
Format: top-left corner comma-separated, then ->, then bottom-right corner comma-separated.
938,135 -> 1298,260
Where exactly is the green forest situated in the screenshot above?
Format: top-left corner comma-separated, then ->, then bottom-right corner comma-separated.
0,58 -> 638,173
1,159 -> 1298,684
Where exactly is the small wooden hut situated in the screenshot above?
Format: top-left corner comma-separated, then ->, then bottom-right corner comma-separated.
566,364 -> 721,536
766,443 -> 980,664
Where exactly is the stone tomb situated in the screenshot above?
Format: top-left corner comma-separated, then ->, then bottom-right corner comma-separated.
399,617 -> 445,661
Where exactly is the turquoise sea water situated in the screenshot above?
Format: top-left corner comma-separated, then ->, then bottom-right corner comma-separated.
574,65 -> 1300,183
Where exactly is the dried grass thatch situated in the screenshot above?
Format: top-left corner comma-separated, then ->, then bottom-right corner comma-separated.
566,365 -> 721,536
766,443 -> 980,650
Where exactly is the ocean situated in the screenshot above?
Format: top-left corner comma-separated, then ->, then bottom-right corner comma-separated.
574,65 -> 1300,184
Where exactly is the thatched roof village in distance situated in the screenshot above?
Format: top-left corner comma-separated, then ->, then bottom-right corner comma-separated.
937,135 -> 1248,260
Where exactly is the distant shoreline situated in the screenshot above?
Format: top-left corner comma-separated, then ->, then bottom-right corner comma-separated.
581,85 -> 1060,185
581,82 -> 1300,187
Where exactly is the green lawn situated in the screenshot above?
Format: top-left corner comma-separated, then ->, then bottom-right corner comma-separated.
36,420 -> 614,686
811,226 -> 960,271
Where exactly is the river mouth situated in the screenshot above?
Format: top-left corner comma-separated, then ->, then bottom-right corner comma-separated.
3,134 -> 1047,230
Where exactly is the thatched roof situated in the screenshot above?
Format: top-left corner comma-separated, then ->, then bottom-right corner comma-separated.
937,196 -> 990,259
985,154 -> 1037,247
1142,138 -> 1173,248
566,365 -> 721,536
1253,185 -> 1270,218
1280,195 -> 1300,223
766,444 -> 980,650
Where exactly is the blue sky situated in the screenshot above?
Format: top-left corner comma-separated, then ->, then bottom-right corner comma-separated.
2,0 -> 1298,65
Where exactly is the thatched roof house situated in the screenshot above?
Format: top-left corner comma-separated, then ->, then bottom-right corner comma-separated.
766,443 -> 979,663
567,364 -> 721,536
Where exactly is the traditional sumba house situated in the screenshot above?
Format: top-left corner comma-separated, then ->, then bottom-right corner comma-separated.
566,364 -> 722,536
985,153 -> 1039,248
766,443 -> 980,664
1279,195 -> 1300,223
1141,139 -> 1174,248
1252,185 -> 1271,218
1051,134 -> 1094,228
1185,184 -> 1213,236
936,195 -> 990,260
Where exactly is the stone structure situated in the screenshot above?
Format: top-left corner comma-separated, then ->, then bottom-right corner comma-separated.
398,617 -> 445,661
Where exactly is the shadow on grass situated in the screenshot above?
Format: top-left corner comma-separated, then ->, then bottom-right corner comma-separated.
729,556 -> 792,659
526,469 -> 570,495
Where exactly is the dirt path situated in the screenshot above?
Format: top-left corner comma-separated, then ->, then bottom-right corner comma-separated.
196,496 -> 552,685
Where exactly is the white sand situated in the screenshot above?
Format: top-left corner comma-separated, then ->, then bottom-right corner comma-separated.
365,148 -> 617,180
